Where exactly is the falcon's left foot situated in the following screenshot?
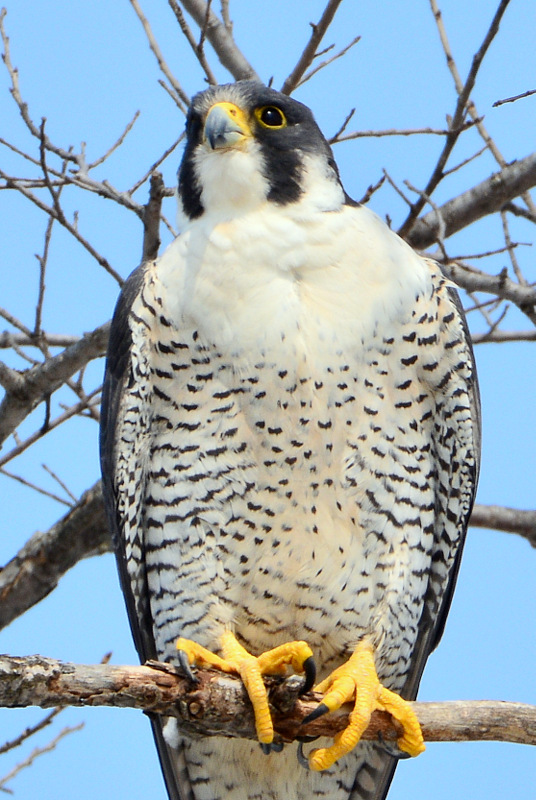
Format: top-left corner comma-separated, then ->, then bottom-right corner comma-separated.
177,632 -> 315,748
301,640 -> 425,771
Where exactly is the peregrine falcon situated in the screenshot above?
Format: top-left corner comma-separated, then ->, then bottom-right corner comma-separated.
100,80 -> 481,800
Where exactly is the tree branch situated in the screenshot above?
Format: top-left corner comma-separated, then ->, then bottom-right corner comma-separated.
398,0 -> 512,237
405,151 -> 536,249
281,0 -> 346,95
1,655 -> 535,748
470,504 -> 536,548
0,483 -> 109,631
0,323 -> 109,446
179,0 -> 259,81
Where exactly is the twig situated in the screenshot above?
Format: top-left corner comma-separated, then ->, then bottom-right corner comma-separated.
437,261 -> 536,324
399,0 -> 512,237
471,329 -> 536,344
0,332 -> 81,349
493,88 -> 536,107
129,133 -> 183,195
430,0 -> 536,222
0,167 -> 124,284
86,111 -> 141,170
0,467 -> 72,507
500,209 -> 526,284
0,482 -> 110,632
0,708 -> 63,757
297,34 -> 361,89
0,322 -> 109,447
41,464 -> 78,504
470,505 -> 536,546
0,655 -> 535,749
405,151 -> 536,249
142,171 -> 166,262
128,0 -> 190,111
178,0 -> 258,80
330,123 -> 472,144
168,0 -> 218,86
0,10 -> 78,166
281,0 -> 346,94
357,174 -> 386,206
0,389 -> 101,468
0,721 -> 83,793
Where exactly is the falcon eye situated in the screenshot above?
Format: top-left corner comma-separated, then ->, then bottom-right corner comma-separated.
255,105 -> 287,129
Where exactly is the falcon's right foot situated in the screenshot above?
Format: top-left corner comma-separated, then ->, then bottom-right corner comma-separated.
176,632 -> 315,748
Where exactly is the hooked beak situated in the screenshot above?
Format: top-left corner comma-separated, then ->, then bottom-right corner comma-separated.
204,101 -> 252,150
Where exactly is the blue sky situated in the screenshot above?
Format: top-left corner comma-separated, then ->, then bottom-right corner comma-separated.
1,1 -> 535,798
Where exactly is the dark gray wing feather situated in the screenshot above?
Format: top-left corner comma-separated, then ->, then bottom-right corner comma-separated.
100,264 -> 189,800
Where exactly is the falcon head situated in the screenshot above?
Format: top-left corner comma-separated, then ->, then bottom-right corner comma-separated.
177,81 -> 348,225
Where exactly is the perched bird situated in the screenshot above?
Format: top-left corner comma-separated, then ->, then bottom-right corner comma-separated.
100,80 -> 480,800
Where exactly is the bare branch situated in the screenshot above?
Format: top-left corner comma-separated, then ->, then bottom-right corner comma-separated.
0,708 -> 63,757
297,35 -> 361,90
129,0 -> 190,111
405,151 -> 536,249
0,389 -> 101,468
0,466 -> 72,507
281,0 -> 345,95
470,504 -> 536,548
0,323 -> 109,447
86,111 -> 141,170
0,483 -> 110,632
0,718 -> 83,793
399,0 -> 512,237
0,655 -> 535,749
142,171 -> 166,262
0,168 -> 124,284
330,122 -> 475,145
168,0 -> 218,85
493,88 -> 536,107
0,333 -> 80,349
179,0 -> 258,81
0,9 -> 77,165
503,201 -> 536,225
471,329 -> 536,345
129,133 -> 184,196
438,261 -> 536,324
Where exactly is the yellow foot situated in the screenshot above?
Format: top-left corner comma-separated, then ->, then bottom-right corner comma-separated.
302,640 -> 425,771
177,632 -> 315,747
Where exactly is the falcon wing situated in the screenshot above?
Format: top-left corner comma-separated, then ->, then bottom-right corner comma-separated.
349,275 -> 481,800
100,263 -> 190,800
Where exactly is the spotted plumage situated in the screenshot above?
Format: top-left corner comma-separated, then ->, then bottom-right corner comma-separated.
100,81 -> 480,800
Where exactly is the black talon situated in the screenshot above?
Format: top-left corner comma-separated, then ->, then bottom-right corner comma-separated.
297,742 -> 311,770
177,649 -> 199,683
377,732 -> 412,759
259,740 -> 284,755
302,702 -> 329,725
301,656 -> 316,694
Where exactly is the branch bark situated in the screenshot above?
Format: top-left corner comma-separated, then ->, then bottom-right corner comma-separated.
405,151 -> 536,249
0,483 -> 109,631
470,504 -> 536,547
179,0 -> 259,81
1,655 -> 534,748
0,323 -> 110,447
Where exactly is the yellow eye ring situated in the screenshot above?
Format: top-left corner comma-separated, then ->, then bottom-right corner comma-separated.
254,106 -> 287,129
